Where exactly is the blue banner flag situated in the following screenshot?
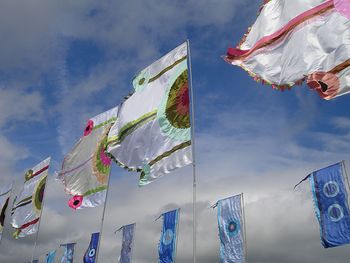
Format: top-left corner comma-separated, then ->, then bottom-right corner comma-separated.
45,250 -> 56,263
158,209 -> 179,263
84,232 -> 100,263
117,223 -> 136,263
309,162 -> 350,248
60,243 -> 76,263
216,194 -> 245,263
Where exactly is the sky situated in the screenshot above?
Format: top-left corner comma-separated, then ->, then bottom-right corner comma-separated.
0,0 -> 350,262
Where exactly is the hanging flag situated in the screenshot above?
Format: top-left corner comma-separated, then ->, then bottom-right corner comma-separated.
116,223 -> 136,263
32,260 -> 39,263
57,106 -> 118,209
44,250 -> 56,263
11,157 -> 50,239
107,42 -> 192,186
60,243 -> 76,263
306,162 -> 350,248
158,209 -> 179,263
0,183 -> 12,240
215,194 -> 245,263
225,0 -> 350,99
83,232 -> 100,263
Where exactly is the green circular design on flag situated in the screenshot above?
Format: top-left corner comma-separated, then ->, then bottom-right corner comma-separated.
133,68 -> 150,92
33,175 -> 46,215
157,60 -> 191,142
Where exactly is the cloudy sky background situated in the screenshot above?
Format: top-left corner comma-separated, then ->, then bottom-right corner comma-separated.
0,0 -> 350,262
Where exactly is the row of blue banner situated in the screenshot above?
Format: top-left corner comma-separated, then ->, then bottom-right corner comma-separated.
31,161 -> 350,263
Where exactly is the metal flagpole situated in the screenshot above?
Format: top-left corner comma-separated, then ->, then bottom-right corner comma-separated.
341,160 -> 350,205
241,193 -> 248,263
187,39 -> 197,263
31,160 -> 51,263
95,167 -> 113,263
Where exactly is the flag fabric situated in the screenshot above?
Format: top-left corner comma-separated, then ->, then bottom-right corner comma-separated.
44,250 -> 56,263
158,209 -> 179,263
216,194 -> 245,263
57,106 -> 118,209
225,0 -> 350,100
309,162 -> 350,248
0,183 -> 12,240
32,260 -> 39,263
11,157 -> 50,239
107,42 -> 192,186
84,232 -> 100,263
117,223 -> 136,263
60,243 -> 76,263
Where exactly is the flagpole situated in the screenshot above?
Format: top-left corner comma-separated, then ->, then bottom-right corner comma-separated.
241,193 -> 248,263
95,168 -> 113,263
341,160 -> 350,205
174,209 -> 181,263
31,161 -> 51,263
187,39 -> 197,263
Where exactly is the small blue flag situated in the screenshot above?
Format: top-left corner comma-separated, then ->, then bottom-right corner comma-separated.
32,260 -> 39,263
216,194 -> 245,263
158,209 -> 179,263
117,223 -> 135,263
44,250 -> 56,263
84,232 -> 100,263
309,162 -> 350,248
60,243 -> 76,263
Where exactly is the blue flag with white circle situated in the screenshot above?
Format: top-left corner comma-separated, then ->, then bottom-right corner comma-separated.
84,232 -> 100,263
158,209 -> 179,263
217,194 -> 245,263
310,162 -> 350,248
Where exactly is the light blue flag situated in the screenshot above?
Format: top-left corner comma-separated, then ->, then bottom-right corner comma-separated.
117,223 -> 136,263
216,194 -> 245,263
158,209 -> 179,263
60,243 -> 76,263
308,162 -> 350,248
84,232 -> 100,263
45,250 -> 56,263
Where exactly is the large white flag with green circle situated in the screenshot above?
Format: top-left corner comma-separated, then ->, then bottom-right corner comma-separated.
107,42 -> 192,186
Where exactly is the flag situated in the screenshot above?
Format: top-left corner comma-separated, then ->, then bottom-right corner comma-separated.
107,42 -> 192,186
216,194 -> 245,263
225,0 -> 350,99
84,232 -> 100,263
57,106 -> 118,209
116,223 -> 136,263
0,183 -> 12,240
158,209 -> 179,263
44,250 -> 56,263
308,162 -> 350,248
60,243 -> 76,263
32,260 -> 39,263
11,157 -> 50,239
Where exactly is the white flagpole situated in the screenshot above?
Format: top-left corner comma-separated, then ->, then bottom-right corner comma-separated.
95,168 -> 113,263
241,193 -> 248,263
341,160 -> 350,206
187,39 -> 197,263
31,160 -> 51,263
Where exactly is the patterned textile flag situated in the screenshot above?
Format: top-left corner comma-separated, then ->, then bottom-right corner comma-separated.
116,223 -> 136,263
57,106 -> 118,209
225,0 -> 350,100
308,162 -> 350,248
158,209 -> 179,263
60,243 -> 76,263
11,158 -> 50,239
44,250 -> 56,263
107,42 -> 192,186
216,194 -> 245,263
0,183 -> 12,240
84,232 -> 100,263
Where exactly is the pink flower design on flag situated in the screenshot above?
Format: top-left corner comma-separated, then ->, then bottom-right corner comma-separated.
334,0 -> 350,20
68,195 -> 83,210
100,148 -> 111,166
84,120 -> 94,136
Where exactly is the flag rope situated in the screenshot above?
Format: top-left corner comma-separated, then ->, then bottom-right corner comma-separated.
187,39 -> 197,263
241,193 -> 248,263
